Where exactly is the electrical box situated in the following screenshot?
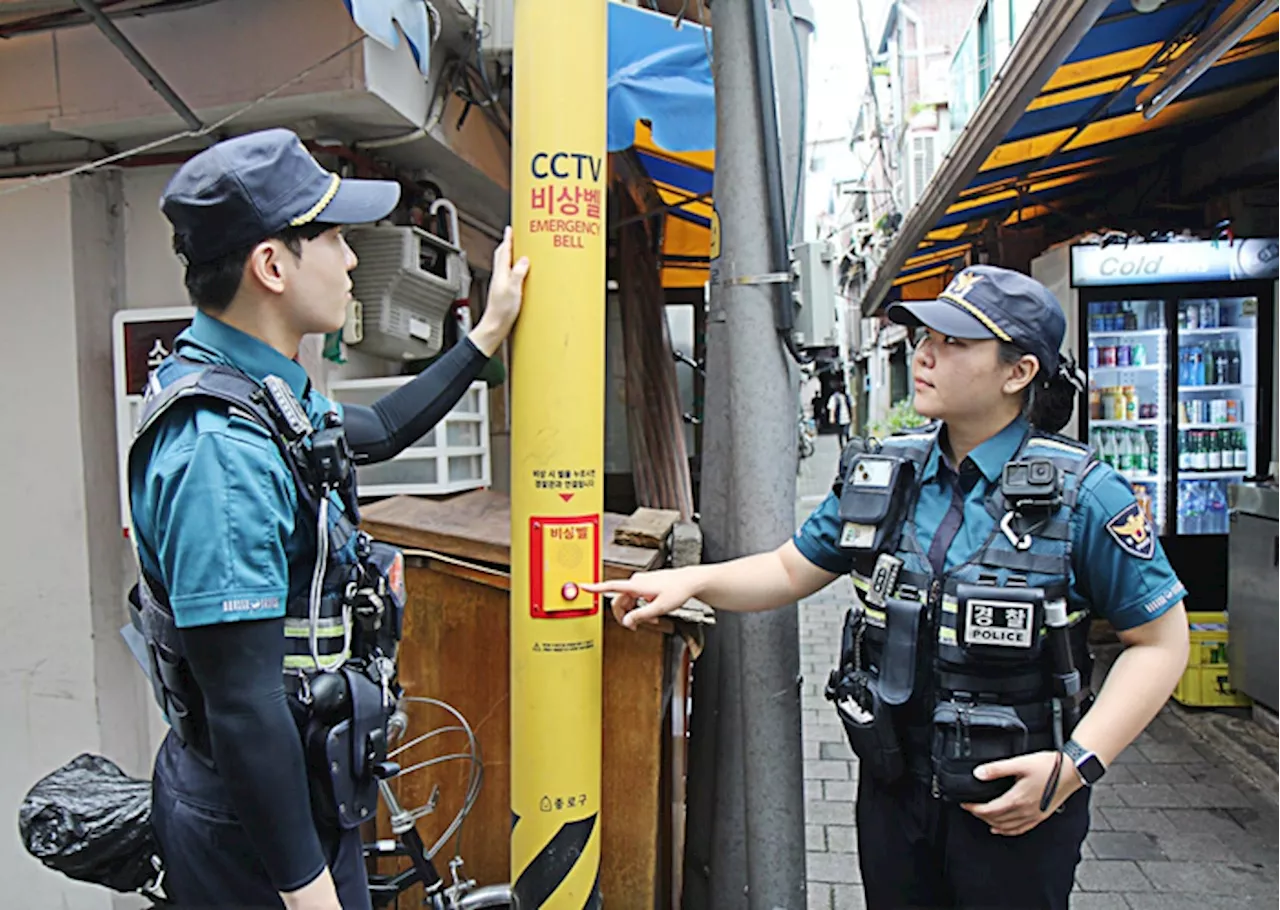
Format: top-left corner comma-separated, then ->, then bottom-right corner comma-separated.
328,375 -> 490,497
345,225 -> 465,362
112,306 -> 197,533
791,240 -> 840,348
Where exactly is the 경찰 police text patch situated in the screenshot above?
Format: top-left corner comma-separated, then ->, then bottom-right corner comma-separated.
1105,501 -> 1155,560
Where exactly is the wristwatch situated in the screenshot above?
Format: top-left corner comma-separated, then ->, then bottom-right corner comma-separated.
1063,739 -> 1106,787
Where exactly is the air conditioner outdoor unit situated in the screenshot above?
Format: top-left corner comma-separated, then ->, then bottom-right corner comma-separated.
345,224 -> 464,361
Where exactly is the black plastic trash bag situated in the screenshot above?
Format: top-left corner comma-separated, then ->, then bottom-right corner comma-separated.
19,752 -> 161,893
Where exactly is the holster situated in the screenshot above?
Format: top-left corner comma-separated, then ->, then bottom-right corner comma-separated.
303,667 -> 393,830
825,609 -> 904,785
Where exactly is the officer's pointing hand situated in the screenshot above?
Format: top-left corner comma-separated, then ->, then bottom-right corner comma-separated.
961,751 -> 1082,837
581,570 -> 694,630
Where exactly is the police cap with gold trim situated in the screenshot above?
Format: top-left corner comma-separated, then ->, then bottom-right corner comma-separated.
887,265 -> 1066,376
161,128 -> 400,266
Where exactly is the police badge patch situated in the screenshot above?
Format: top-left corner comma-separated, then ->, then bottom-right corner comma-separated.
1106,501 -> 1155,559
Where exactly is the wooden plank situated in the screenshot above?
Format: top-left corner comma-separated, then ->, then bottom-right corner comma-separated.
613,507 -> 681,550
361,490 -> 663,575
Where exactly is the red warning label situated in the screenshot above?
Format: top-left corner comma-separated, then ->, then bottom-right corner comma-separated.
530,515 -> 600,620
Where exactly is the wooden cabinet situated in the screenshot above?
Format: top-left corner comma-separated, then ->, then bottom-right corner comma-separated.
361,491 -> 694,907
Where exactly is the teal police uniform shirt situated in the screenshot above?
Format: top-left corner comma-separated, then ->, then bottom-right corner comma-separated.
130,311 -> 348,629
795,417 -> 1187,630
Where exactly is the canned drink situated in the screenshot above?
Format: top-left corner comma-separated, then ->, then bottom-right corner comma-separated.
1117,344 -> 1131,368
1227,399 -> 1239,423
1089,345 -> 1099,369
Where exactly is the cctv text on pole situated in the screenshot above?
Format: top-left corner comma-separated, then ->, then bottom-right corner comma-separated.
528,151 -> 604,248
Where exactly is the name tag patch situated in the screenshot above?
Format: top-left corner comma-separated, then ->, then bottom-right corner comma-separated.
1105,501 -> 1155,560
840,522 -> 875,549
963,599 -> 1033,649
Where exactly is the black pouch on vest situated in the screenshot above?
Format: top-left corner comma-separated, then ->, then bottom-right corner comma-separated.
931,700 -> 1028,803
837,454 -> 916,556
825,609 -> 904,784
955,584 -> 1044,663
878,596 -> 923,706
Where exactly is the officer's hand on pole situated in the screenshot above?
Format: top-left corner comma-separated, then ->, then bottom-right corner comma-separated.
961,751 -> 1082,838
581,570 -> 697,630
281,867 -> 343,910
469,226 -> 531,357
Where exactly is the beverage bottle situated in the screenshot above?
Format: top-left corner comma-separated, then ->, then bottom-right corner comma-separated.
1088,383 -> 1102,420
1124,386 -> 1139,421
1135,485 -> 1153,525
1120,431 -> 1135,477
1132,342 -> 1147,367
1147,430 -> 1159,476
1207,483 -> 1227,534
1190,482 -> 1205,534
1118,342 -> 1131,368
1207,430 -> 1223,471
1233,429 -> 1248,471
1214,340 -> 1229,386
1178,430 -> 1191,471
1135,430 -> 1150,474
1103,431 -> 1118,469
1194,431 -> 1210,471
1186,301 -> 1200,329
1176,482 -> 1187,533
1227,337 -> 1241,385
1178,350 -> 1189,386
1088,344 -> 1099,369
1182,482 -> 1198,534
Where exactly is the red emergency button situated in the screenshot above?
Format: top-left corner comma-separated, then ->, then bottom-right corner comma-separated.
561,582 -> 579,601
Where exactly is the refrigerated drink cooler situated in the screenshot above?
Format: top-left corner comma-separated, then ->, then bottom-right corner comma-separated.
1042,238 -> 1279,613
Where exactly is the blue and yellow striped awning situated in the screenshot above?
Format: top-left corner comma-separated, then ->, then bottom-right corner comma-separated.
889,0 -> 1278,301
606,1 -> 716,289
630,123 -> 716,289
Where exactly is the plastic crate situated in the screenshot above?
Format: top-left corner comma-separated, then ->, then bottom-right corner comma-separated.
1171,611 -> 1251,708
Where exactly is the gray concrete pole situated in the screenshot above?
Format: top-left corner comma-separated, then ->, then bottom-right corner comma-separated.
686,0 -> 808,906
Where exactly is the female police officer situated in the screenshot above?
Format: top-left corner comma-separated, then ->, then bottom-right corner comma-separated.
130,129 -> 529,910
586,265 -> 1190,910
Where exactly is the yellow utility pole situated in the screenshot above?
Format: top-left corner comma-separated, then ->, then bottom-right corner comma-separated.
509,0 -> 607,906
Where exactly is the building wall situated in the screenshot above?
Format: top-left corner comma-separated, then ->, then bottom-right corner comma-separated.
0,176 -> 132,908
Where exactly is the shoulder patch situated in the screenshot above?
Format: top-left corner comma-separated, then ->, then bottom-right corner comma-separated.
1105,501 -> 1155,560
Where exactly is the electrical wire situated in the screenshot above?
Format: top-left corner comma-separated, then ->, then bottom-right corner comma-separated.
694,0 -> 713,66
0,35 -> 366,201
853,0 -> 897,224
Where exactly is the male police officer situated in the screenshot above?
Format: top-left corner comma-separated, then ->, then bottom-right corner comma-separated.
129,129 -> 528,909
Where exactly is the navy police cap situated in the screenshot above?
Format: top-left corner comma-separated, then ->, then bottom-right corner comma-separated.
886,265 -> 1066,377
160,128 -> 401,265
